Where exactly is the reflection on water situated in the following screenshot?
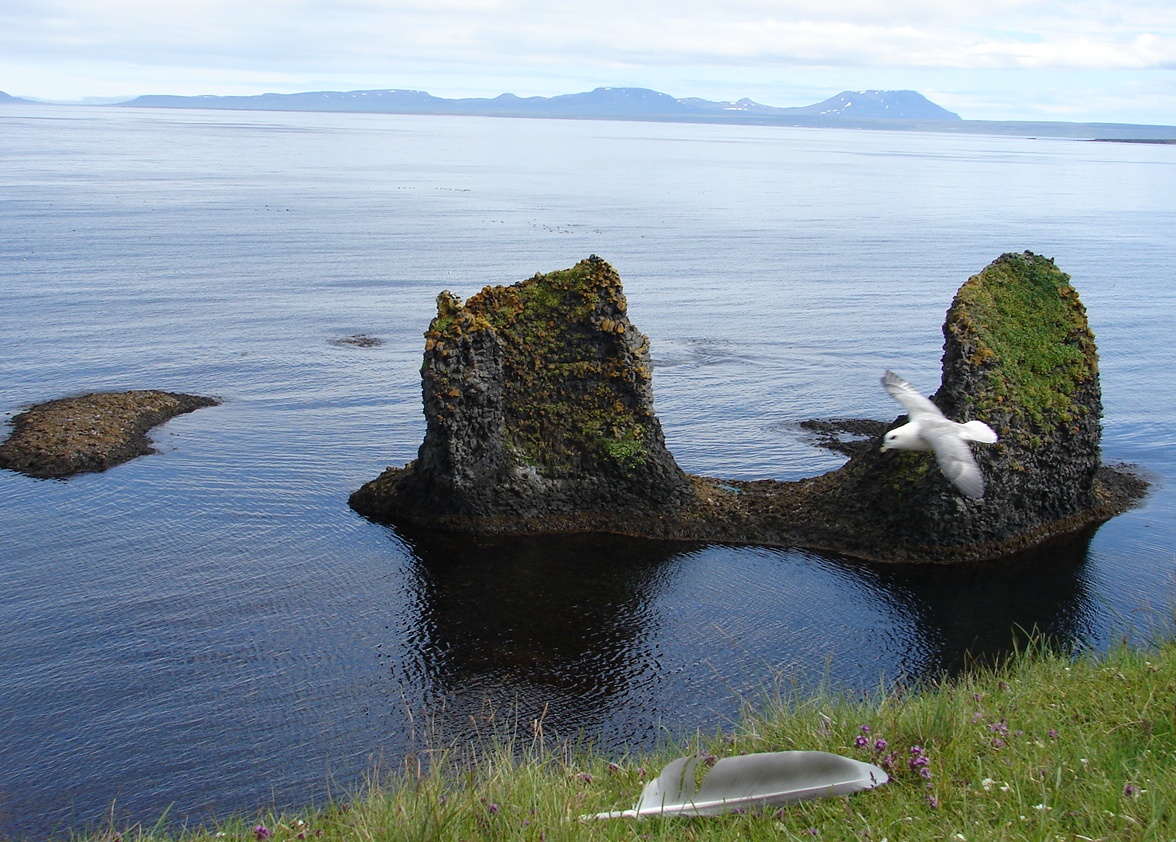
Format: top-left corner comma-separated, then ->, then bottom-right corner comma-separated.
386,525 -> 1101,749
388,530 -> 694,743
846,529 -> 1099,677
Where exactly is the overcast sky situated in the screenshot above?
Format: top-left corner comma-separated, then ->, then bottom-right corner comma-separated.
2,0 -> 1174,124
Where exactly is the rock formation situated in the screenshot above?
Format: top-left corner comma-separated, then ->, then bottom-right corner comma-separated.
789,251 -> 1124,560
351,252 -> 1145,562
350,256 -> 692,527
0,390 -> 219,479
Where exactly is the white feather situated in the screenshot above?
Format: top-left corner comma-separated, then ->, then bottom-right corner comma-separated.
586,751 -> 888,819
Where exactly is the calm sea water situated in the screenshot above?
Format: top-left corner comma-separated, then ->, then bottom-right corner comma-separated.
1,105 -> 1174,838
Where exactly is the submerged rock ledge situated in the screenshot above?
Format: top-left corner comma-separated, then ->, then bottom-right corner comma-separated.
0,390 -> 219,479
350,254 -> 1147,563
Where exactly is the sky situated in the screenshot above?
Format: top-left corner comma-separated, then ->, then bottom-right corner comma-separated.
2,0 -> 1174,124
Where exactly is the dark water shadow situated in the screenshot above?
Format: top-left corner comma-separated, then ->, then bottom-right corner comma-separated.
385,524 -> 1101,748
389,528 -> 701,744
822,526 -> 1100,682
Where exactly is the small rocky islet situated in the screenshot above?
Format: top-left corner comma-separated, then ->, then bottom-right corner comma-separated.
0,390 -> 219,479
350,252 -> 1147,562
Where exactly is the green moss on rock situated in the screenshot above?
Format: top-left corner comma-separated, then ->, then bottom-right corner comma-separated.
942,251 -> 1098,429
455,259 -> 654,476
813,251 -> 1109,555
353,256 -> 690,523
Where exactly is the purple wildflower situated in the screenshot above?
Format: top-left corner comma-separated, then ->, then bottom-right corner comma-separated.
873,738 -> 888,753
579,772 -> 593,784
855,735 -> 869,748
486,802 -> 500,815
253,826 -> 272,841
1048,728 -> 1059,739
926,794 -> 939,809
1124,782 -> 1139,798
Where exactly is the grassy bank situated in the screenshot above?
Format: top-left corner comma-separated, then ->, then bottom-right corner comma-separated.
84,638 -> 1175,842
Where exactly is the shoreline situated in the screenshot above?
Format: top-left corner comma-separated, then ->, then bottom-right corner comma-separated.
39,635 -> 1176,841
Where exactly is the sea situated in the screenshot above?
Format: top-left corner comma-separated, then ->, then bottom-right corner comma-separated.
1,104 -> 1174,838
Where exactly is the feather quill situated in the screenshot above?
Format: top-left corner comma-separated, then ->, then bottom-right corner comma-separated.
586,751 -> 888,819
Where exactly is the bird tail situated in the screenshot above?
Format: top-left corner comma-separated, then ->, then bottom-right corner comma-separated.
959,420 -> 998,444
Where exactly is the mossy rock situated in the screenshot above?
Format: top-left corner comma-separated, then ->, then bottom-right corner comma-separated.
813,251 -> 1106,555
939,251 -> 1099,431
353,256 -> 690,523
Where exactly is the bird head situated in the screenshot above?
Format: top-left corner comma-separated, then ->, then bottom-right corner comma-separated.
880,423 -> 924,452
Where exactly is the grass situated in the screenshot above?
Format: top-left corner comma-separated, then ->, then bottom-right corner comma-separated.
73,637 -> 1176,842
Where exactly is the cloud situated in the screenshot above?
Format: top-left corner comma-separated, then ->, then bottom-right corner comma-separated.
2,0 -> 1174,121
7,0 -> 1175,70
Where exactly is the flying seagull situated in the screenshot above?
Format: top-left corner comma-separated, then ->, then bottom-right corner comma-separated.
880,370 -> 998,499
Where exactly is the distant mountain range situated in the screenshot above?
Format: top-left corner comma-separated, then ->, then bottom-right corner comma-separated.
119,86 -> 962,122
6,86 -> 1176,139
0,90 -> 37,104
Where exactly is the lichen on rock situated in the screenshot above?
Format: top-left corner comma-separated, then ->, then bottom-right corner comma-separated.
350,255 -> 692,525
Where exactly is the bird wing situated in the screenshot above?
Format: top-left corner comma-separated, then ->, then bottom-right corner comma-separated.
881,371 -> 944,421
924,423 -> 986,498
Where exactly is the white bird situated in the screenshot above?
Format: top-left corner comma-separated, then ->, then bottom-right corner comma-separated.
880,370 -> 998,499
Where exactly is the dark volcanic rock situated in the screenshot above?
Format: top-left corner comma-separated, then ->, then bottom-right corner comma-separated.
798,418 -> 888,458
350,256 -> 692,525
0,390 -> 219,479
330,333 -> 383,348
804,251 -> 1112,558
351,253 -> 1146,561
